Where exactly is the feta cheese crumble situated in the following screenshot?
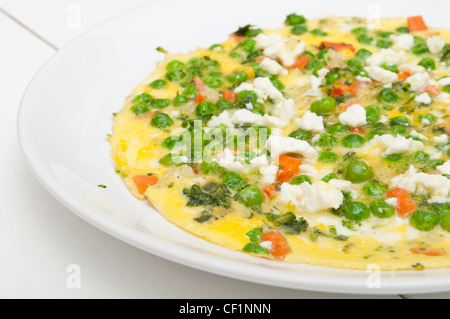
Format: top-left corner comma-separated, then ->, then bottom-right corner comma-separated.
260,57 -> 288,75
265,135 -> 318,160
390,165 -> 450,203
278,181 -> 344,213
427,36 -> 446,54
338,104 -> 367,128
295,111 -> 325,133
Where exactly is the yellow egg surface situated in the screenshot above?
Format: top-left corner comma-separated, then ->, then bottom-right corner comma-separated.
111,15 -> 450,270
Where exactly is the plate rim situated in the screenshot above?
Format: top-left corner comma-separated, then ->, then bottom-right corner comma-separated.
16,0 -> 450,295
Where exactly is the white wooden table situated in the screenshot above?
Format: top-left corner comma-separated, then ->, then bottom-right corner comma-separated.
0,0 -> 447,299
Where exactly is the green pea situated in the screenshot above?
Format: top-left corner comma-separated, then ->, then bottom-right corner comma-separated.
412,151 -> 430,164
442,84 -> 450,94
166,60 -> 185,70
150,79 -> 167,89
285,13 -> 307,26
381,63 -> 399,73
271,79 -> 285,91
195,101 -> 216,117
311,29 -> 328,37
150,113 -> 174,129
351,27 -> 367,35
201,59 -> 221,70
365,105 -> 380,124
132,93 -> 153,104
322,173 -> 338,183
363,181 -> 387,197
342,134 -> 366,148
200,160 -> 220,174
357,33 -> 373,45
376,39 -> 392,49
165,69 -> 186,82
390,125 -> 407,135
343,161 -> 374,183
343,202 -> 371,221
318,151 -> 339,163
289,129 -> 312,141
238,185 -> 264,207
410,210 -> 440,231
131,102 -> 150,115
242,243 -> 269,255
316,133 -> 338,148
377,88 -> 399,103
396,26 -> 410,33
228,70 -> 248,84
325,71 -> 340,85
188,57 -> 202,65
347,58 -> 363,70
389,116 -> 410,127
235,90 -> 258,108
239,38 -> 257,54
376,31 -> 394,38
355,48 -> 372,60
418,113 -> 438,126
152,98 -> 171,109
223,172 -> 247,190
204,74 -> 223,88
291,175 -> 312,185
215,99 -> 234,112
370,200 -> 395,219
173,93 -> 189,106
411,43 -> 430,55
182,86 -> 198,98
291,25 -> 308,35
441,212 -> 450,232
310,96 -> 336,114
418,57 -> 436,70
327,123 -> 349,135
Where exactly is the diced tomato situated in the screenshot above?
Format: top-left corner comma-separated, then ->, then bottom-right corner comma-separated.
223,90 -> 236,102
276,155 -> 303,184
425,85 -> 440,96
398,71 -> 412,81
262,183 -> 277,198
351,127 -> 365,134
289,55 -> 311,70
133,175 -> 159,195
331,81 -> 357,97
195,93 -> 206,104
407,16 -> 427,32
193,76 -> 206,91
410,247 -> 446,256
190,165 -> 199,175
319,41 -> 355,52
330,88 -> 344,97
261,231 -> 291,259
137,111 -> 158,119
229,33 -> 246,43
387,188 -> 417,217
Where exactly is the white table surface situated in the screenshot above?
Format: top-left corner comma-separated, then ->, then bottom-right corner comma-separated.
1,0 -> 448,299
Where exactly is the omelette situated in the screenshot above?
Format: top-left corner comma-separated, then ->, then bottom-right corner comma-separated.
110,15 -> 450,270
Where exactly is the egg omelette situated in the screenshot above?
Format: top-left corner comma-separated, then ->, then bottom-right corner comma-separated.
110,15 -> 450,270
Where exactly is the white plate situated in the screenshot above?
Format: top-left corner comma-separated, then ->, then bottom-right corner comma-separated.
18,0 -> 450,294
